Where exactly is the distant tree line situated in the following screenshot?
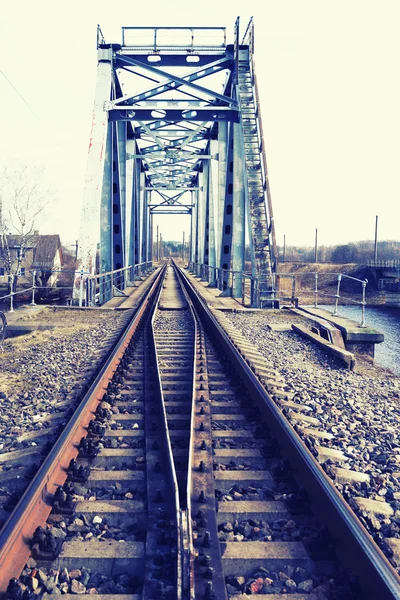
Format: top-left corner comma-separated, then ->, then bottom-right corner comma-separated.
161,239 -> 400,264
278,240 -> 400,263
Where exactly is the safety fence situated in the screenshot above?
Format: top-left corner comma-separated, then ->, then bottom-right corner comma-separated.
188,262 -> 277,308
188,262 -> 369,326
0,269 -> 76,313
83,262 -> 153,306
0,262 -> 154,310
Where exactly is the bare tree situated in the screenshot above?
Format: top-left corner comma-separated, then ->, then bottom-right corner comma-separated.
0,164 -> 53,293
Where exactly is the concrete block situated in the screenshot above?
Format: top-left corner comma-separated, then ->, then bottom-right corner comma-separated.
220,541 -> 313,575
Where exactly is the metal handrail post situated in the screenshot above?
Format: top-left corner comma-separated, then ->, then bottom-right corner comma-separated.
360,280 -> 368,327
250,277 -> 255,306
79,270 -> 84,307
314,273 -> 318,308
31,270 -> 36,306
88,278 -> 93,306
332,274 -> 342,316
9,275 -> 14,313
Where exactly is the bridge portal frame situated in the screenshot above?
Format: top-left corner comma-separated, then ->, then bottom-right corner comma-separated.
78,19 -> 278,306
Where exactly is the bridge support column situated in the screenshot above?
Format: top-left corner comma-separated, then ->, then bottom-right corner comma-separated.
79,56 -> 112,273
100,123 -> 113,276
232,117 -> 246,298
197,166 -> 206,273
217,121 -> 228,271
126,140 -> 136,269
112,122 -> 124,278
219,123 -> 234,291
208,142 -> 218,285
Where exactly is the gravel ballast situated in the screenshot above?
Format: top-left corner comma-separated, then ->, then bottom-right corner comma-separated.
0,307 -> 133,518
224,310 -> 400,568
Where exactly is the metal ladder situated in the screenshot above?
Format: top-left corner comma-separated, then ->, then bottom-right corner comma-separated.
237,57 -> 276,306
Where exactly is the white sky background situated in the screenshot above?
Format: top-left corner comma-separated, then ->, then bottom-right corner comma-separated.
0,0 -> 399,249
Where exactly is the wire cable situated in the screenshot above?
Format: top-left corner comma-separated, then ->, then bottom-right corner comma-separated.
0,68 -> 43,124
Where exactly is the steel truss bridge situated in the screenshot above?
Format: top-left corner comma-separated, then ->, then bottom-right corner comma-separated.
78,18 -> 278,306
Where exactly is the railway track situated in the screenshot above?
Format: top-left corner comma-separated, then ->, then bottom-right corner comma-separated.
0,261 -> 399,599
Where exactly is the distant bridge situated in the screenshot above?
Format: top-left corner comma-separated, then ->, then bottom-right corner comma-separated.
367,260 -> 400,305
78,18 -> 277,306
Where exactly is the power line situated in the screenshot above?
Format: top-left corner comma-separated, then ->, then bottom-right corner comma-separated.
0,68 -> 43,124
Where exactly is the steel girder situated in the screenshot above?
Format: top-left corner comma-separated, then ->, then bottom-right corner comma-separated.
79,20 -> 278,305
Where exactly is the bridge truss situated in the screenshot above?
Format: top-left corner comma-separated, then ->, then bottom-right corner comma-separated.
79,18 -> 278,305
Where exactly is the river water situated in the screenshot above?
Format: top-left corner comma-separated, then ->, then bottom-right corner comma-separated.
323,304 -> 399,376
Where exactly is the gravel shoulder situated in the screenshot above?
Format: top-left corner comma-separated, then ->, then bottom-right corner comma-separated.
224,310 -> 400,568
0,308 -> 131,456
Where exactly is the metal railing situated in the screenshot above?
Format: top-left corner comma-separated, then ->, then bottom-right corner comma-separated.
188,262 -> 369,326
0,270 -> 76,312
308,272 -> 368,327
367,259 -> 400,268
0,263 -> 154,311
84,262 -> 153,306
121,26 -> 226,52
188,262 -> 277,308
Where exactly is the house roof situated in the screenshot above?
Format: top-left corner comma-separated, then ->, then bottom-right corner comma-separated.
31,235 -> 62,269
2,234 -> 39,249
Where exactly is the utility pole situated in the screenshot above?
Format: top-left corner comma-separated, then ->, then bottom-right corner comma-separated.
314,228 -> 318,263
182,231 -> 185,263
283,234 -> 286,263
156,225 -> 159,262
71,240 -> 79,262
160,233 -> 163,260
374,215 -> 378,263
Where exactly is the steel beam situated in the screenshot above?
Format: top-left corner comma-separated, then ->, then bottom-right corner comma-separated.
100,123 -> 113,275
232,118 -> 245,298
112,122 -> 124,272
115,55 -> 236,106
125,139 -> 136,267
208,138 -> 218,282
78,59 -> 112,272
108,108 -> 239,123
216,120 -> 228,267
197,164 -> 206,268
134,160 -> 141,265
219,123 -> 234,274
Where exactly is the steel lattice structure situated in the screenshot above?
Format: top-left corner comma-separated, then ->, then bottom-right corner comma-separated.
78,18 -> 278,305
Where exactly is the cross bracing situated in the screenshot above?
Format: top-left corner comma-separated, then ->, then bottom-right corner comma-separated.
79,18 -> 278,306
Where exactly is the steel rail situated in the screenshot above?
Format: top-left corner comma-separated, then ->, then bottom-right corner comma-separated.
172,265 -> 197,599
150,266 -> 182,600
178,265 -> 400,600
172,261 -> 227,600
0,265 -> 167,595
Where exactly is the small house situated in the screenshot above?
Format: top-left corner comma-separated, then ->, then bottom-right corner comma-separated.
0,233 -> 63,287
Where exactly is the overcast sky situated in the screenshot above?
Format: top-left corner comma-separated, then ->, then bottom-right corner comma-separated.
0,0 -> 399,249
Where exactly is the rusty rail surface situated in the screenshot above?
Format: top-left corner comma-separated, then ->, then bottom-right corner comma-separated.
0,265 -> 167,594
